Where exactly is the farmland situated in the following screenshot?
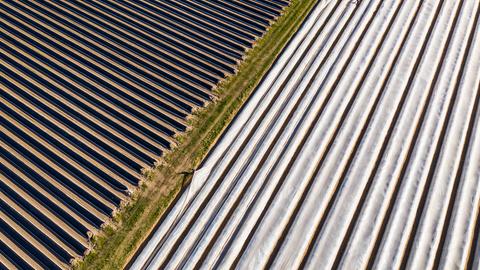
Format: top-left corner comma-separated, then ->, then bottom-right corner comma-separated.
0,0 -> 291,268
132,0 -> 480,269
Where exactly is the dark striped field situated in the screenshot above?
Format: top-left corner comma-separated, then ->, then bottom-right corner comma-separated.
0,0 -> 289,268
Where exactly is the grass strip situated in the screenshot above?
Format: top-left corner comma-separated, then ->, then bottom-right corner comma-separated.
74,0 -> 318,268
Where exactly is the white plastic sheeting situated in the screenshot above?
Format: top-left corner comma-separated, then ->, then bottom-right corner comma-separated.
131,0 -> 480,269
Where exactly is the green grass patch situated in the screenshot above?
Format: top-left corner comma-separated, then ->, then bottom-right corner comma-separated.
74,0 -> 319,269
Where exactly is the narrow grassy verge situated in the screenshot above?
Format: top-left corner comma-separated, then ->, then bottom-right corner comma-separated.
74,0 -> 318,269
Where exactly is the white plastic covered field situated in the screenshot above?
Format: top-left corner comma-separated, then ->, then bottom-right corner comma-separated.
132,0 -> 480,269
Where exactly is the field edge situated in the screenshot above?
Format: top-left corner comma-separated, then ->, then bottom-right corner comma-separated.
73,1 -> 319,269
